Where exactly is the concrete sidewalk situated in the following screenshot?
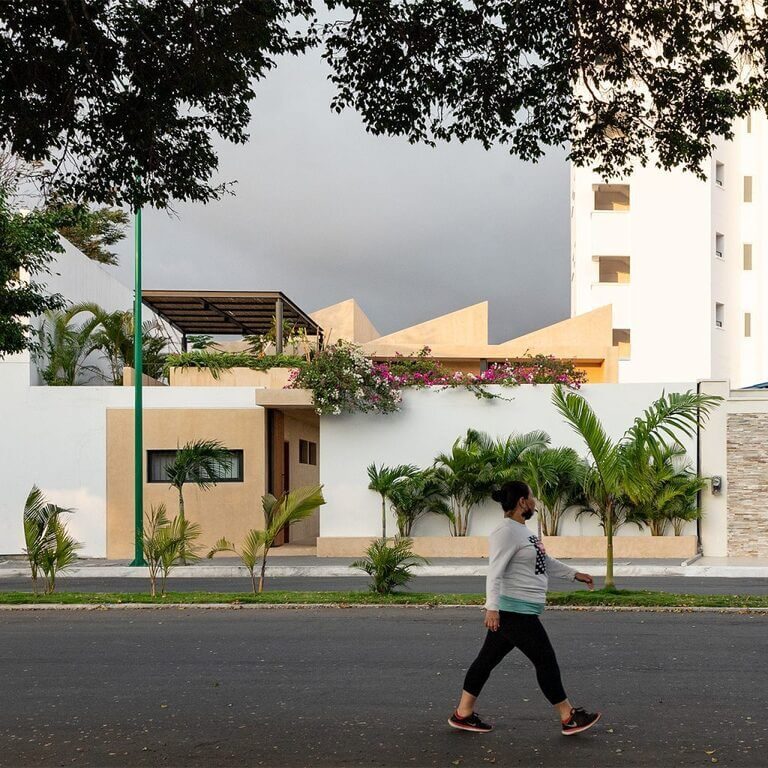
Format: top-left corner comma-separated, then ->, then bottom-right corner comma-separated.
2,554 -> 768,578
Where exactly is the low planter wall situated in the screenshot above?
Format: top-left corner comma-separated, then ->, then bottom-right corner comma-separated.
168,366 -> 296,388
317,535 -> 698,559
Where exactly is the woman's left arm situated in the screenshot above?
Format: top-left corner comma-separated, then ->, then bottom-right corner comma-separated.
546,555 -> 594,589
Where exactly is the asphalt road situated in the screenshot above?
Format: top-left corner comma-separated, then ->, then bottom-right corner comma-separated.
1,608 -> 766,767
1,575 -> 768,594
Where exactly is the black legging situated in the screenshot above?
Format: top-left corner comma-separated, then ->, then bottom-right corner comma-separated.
463,611 -> 567,705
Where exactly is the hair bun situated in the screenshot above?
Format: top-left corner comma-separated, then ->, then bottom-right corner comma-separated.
491,488 -> 504,503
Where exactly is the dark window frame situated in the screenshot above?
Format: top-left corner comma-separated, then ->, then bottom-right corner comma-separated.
146,449 -> 244,483
299,439 -> 318,466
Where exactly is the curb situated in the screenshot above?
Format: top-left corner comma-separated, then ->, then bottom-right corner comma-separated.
1,603 -> 768,613
1,565 -> 758,578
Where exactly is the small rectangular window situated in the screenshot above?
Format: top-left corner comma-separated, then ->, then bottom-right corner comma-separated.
747,114 -> 752,134
744,176 -> 753,203
593,184 -> 630,211
745,313 -> 752,338
715,233 -> 725,260
299,439 -> 318,466
612,329 -> 631,360
715,303 -> 725,329
598,256 -> 631,284
715,162 -> 725,187
147,449 -> 243,483
744,244 -> 753,270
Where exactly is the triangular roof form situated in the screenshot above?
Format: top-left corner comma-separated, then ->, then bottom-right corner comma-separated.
496,305 -> 614,354
371,302 -> 489,348
311,299 -> 380,345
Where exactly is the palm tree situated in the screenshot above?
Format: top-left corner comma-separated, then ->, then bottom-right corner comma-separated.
165,439 -> 233,563
433,429 -> 498,537
209,485 -> 325,593
490,431 -> 551,484
367,463 -> 419,538
553,385 -> 721,589
521,447 -> 584,536
387,469 -> 452,536
34,308 -> 101,385
350,537 -> 428,595
68,302 -> 169,384
22,485 -> 80,594
623,444 -> 708,536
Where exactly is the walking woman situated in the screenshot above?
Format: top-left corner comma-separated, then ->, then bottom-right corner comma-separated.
448,480 -> 601,736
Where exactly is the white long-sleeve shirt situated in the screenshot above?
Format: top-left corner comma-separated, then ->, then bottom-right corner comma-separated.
484,518 -> 578,610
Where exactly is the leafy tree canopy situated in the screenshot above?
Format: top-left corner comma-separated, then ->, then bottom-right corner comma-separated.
53,204 -> 129,266
0,1 -> 764,210
0,186 -> 66,357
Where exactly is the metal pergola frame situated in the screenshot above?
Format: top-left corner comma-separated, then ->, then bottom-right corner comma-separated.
141,290 -> 323,353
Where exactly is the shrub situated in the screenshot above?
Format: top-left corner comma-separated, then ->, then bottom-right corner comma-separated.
22,486 -> 81,594
289,341 -> 401,415
142,504 -> 201,596
350,537 -> 428,594
163,351 -> 305,379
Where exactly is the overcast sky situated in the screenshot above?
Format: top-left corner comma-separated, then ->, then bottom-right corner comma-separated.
112,51 -> 570,343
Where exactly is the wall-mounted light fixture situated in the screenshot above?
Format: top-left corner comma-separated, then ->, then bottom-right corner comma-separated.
711,476 -> 723,494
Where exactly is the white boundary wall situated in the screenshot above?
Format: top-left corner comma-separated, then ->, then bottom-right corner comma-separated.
320,384 -> 703,542
0,357 -> 262,558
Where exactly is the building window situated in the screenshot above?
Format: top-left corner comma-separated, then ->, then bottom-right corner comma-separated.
745,312 -> 752,338
715,162 -> 725,187
715,233 -> 725,260
147,449 -> 244,483
744,244 -> 753,270
715,303 -> 725,329
299,439 -> 317,466
593,184 -> 630,211
612,329 -> 631,360
744,176 -> 753,203
598,256 -> 630,284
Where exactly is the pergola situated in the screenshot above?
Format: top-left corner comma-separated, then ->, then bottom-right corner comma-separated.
141,290 -> 323,353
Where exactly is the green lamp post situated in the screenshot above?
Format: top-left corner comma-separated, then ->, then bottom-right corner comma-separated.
130,206 -> 146,566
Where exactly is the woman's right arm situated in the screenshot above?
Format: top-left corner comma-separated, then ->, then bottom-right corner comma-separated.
484,527 -> 516,628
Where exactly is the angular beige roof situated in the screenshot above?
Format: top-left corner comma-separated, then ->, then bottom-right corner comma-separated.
310,299 -> 380,345
367,302 -> 489,350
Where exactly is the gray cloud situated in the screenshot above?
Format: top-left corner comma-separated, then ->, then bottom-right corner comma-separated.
113,51 -> 569,343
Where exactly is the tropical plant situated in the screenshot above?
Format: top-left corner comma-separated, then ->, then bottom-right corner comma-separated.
22,485 -> 81,594
23,486 -> 74,593
521,447 -> 584,536
165,440 -> 234,563
553,386 -> 721,589
208,485 -> 325,593
367,463 -> 419,538
67,302 -> 169,384
575,462 -> 639,536
433,429 -> 497,537
350,537 -> 428,595
187,334 -> 217,351
623,445 -> 708,537
490,431 -> 551,484
34,307 -> 101,385
141,504 -> 201,597
163,351 -> 305,380
387,469 -> 451,537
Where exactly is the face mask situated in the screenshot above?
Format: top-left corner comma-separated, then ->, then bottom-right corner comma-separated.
522,507 -> 534,521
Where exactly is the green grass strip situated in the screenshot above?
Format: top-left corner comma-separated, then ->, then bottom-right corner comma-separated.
1,589 -> 768,608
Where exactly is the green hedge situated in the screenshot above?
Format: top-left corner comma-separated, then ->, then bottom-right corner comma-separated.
164,351 -> 305,379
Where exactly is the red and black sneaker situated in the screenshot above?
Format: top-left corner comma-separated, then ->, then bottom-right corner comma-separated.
448,710 -> 493,733
561,707 -> 601,736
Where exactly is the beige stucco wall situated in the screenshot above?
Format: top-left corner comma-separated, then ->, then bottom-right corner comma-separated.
371,302 -> 489,347
106,407 -> 267,559
317,536 -> 698,559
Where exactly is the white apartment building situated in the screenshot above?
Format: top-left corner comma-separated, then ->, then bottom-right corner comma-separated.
571,114 -> 765,388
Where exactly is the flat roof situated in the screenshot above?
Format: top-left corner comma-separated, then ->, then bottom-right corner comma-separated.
141,290 -> 322,337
